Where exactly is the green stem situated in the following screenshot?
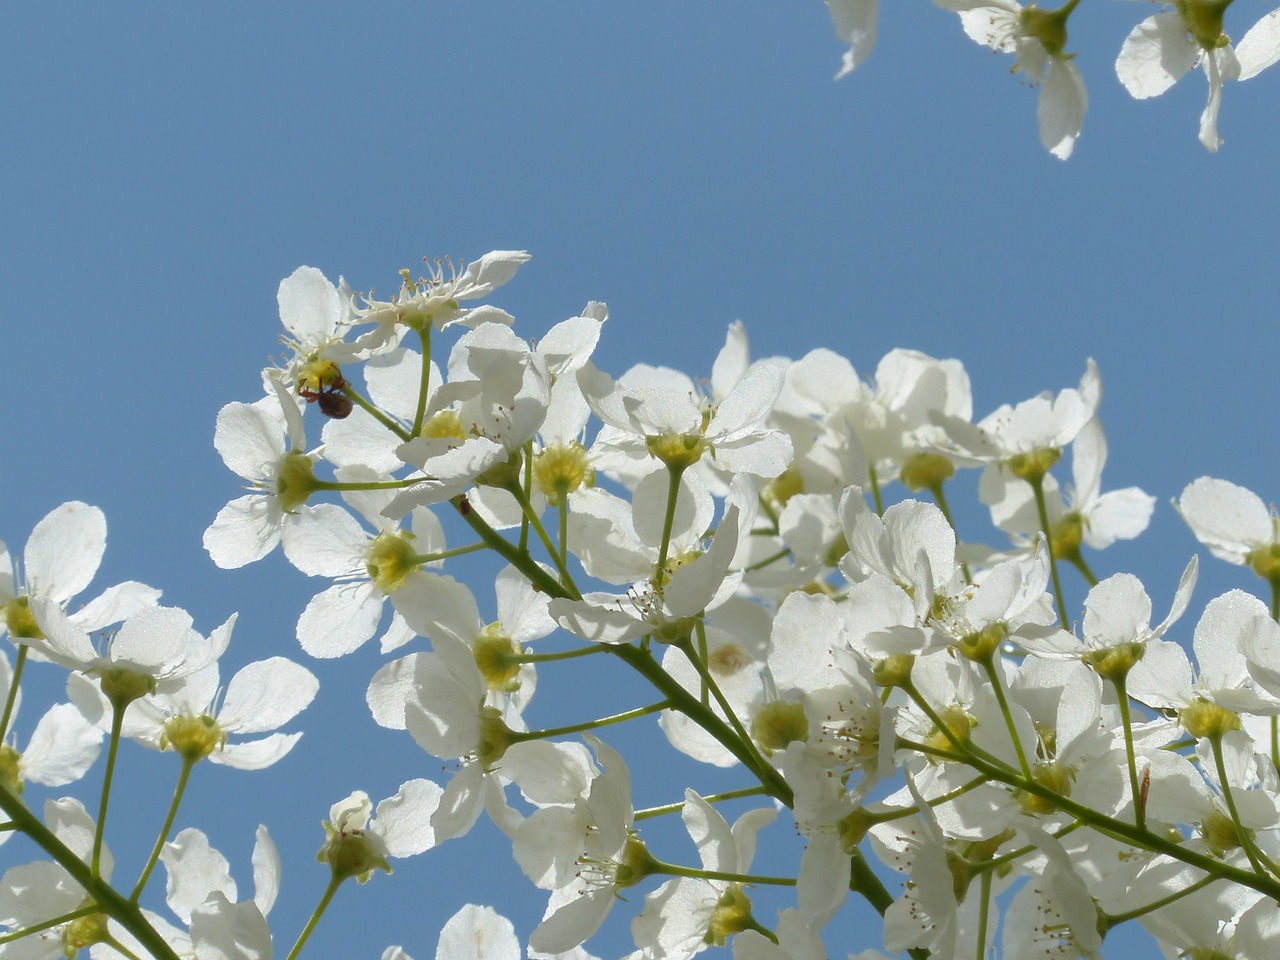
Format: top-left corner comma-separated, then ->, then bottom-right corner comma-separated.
103,933 -> 145,960
0,644 -> 28,741
284,875 -> 343,960
1067,550 -> 1100,588
407,541 -> 486,565
899,680 -> 1012,773
513,701 -> 670,742
558,496 -> 570,570
861,776 -> 990,827
608,642 -> 793,808
451,496 -> 576,600
504,480 -> 577,592
1209,733 -> 1278,878
410,326 -> 433,438
695,619 -> 710,707
634,786 -> 770,821
867,463 -> 884,516
745,546 -> 792,573
1112,675 -> 1145,830
340,383 -> 411,442
974,870 -> 992,960
311,477 -> 418,493
674,637 -> 775,785
130,757 -> 196,902
656,465 -> 685,573
651,859 -> 795,887
0,906 -> 98,945
972,822 -> 1083,876
1029,476 -> 1070,626
1101,872 -> 1217,928
982,658 -> 1033,781
93,704 -> 127,879
513,644 -> 607,664
0,784 -> 182,960
895,736 -> 1280,903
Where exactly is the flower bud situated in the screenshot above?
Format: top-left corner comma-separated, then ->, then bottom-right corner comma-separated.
1201,808 -> 1244,857
366,532 -> 420,593
98,667 -> 156,710
476,450 -> 524,490
421,409 -> 467,441
646,433 -> 707,471
1248,543 -> 1280,586
0,744 -> 22,794
1180,699 -> 1241,740
1082,642 -> 1145,682
900,452 -> 955,492
162,714 -> 226,763
275,451 -> 318,512
533,443 -> 595,506
750,700 -> 808,755
957,622 -> 1008,663
1006,448 -> 1061,484
472,626 -> 523,693
873,653 -> 915,689
62,909 -> 109,958
1,597 -> 41,640
705,885 -> 757,946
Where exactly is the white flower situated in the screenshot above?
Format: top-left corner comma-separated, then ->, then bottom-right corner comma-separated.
1,501 -> 160,644
350,251 -> 531,352
30,600 -> 228,698
631,792 -> 776,960
285,496 -> 445,658
204,380 -> 321,569
159,825 -> 279,926
937,0 -> 1088,159
318,780 -> 445,883
578,357 -> 792,481
980,418 -> 1156,558
1175,476 -> 1278,568
935,359 -> 1100,468
87,648 -> 320,770
1115,5 -> 1253,152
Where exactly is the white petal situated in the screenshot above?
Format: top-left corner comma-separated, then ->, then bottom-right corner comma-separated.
203,495 -> 283,570
212,733 -> 302,770
1238,9 -> 1280,80
25,502 -> 106,603
190,894 -> 271,960
436,905 -> 520,960
251,826 -> 280,917
374,778 -> 444,858
1116,13 -> 1199,99
278,266 -> 340,346
22,703 -> 102,786
296,581 -> 382,658
1039,58 -> 1087,160
161,828 -> 236,925
219,658 -> 318,734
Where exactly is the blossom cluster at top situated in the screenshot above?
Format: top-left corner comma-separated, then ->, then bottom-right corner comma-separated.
5,248 -> 1280,960
826,0 -> 1280,157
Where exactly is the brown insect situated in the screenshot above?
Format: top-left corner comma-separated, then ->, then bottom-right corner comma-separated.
298,379 -> 354,420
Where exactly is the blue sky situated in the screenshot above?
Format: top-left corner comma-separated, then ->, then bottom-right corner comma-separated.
4,3 -> 1280,957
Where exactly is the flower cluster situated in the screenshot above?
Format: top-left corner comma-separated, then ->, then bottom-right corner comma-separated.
826,0 -> 1280,157
6,249 -> 1280,960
